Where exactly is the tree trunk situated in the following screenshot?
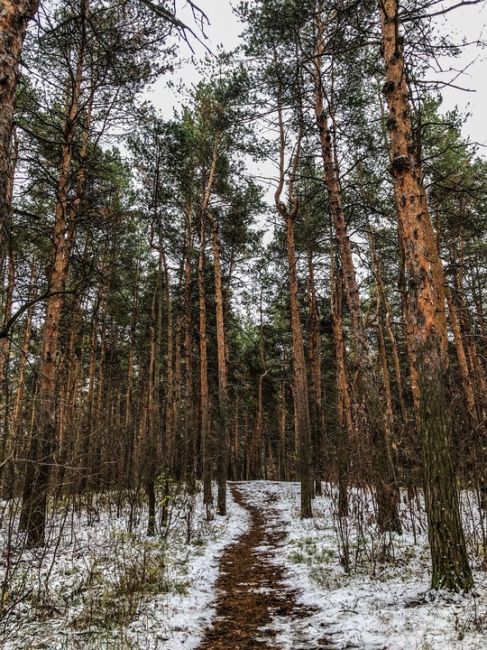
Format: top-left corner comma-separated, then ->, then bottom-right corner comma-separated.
274,88 -> 313,518
368,227 -> 408,426
198,219 -> 212,511
313,7 -> 401,532
2,265 -> 36,498
450,265 -> 487,508
144,268 -> 162,536
285,217 -> 313,518
20,1 -> 88,545
161,249 -> 174,476
210,217 -> 228,515
380,0 -> 472,591
330,263 -> 351,518
56,294 -> 83,495
307,249 -> 324,495
198,149 -> 218,512
278,382 -> 287,481
0,251 -> 15,482
447,288 -> 477,422
124,264 -> 140,488
0,0 -> 39,271
183,202 -> 196,488
250,290 -> 266,479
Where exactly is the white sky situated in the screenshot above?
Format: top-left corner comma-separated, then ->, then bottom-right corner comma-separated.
147,0 -> 487,147
434,1 -> 487,146
145,0 -> 487,306
145,0 -> 487,257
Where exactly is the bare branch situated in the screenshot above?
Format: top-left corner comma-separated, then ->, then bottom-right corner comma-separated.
138,0 -> 210,53
0,290 -> 76,340
402,0 -> 485,22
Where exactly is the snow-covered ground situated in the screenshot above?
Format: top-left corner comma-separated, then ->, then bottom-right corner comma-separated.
1,481 -> 486,649
238,481 -> 487,650
0,486 -> 248,649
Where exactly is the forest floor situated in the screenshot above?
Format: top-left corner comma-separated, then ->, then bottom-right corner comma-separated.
223,482 -> 487,650
1,481 -> 487,648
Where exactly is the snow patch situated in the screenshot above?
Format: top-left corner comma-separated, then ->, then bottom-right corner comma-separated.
237,481 -> 487,650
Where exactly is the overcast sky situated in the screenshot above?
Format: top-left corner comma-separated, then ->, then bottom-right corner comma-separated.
148,0 -> 487,146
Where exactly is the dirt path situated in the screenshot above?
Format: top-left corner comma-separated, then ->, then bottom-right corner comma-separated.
198,483 -> 334,650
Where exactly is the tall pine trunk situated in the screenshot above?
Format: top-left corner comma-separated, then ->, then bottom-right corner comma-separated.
330,259 -> 351,518
210,217 -> 228,515
183,202 -> 196,488
198,219 -> 212,511
313,7 -> 401,532
274,97 -> 313,518
307,249 -> 324,496
198,148 -> 218,511
19,0 -> 89,546
380,0 -> 472,591
0,0 -> 38,271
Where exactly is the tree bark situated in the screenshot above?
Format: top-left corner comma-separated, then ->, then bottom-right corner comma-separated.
198,148 -> 219,512
250,289 -> 267,479
209,215 -> 228,515
0,0 -> 39,272
198,218 -> 212,511
144,267 -> 162,536
2,265 -> 36,498
380,0 -> 472,591
183,201 -> 196,488
274,96 -> 313,518
307,249 -> 324,496
330,258 -> 352,518
313,7 -> 401,532
0,251 -> 15,482
19,0 -> 89,546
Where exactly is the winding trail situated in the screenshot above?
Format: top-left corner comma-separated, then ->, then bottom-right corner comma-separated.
198,483 -> 334,650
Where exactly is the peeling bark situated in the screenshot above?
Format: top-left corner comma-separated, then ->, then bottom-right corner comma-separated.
380,0 -> 472,591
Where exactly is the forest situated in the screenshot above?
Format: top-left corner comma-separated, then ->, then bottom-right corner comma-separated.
0,0 -> 487,648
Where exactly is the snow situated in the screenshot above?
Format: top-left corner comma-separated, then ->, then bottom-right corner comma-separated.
0,486 -> 249,649
131,489 -> 249,649
237,481 -> 487,650
1,480 -> 486,649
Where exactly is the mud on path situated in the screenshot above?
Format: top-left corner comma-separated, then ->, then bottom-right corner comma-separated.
198,483 -> 334,650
